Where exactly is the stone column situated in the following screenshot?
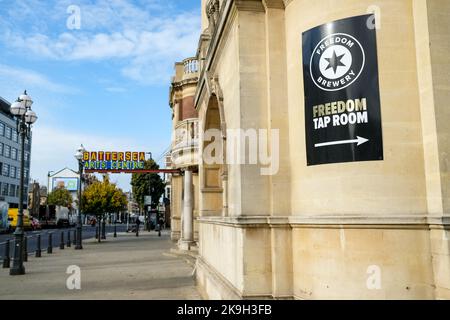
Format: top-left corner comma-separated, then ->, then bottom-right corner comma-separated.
222,171 -> 228,217
180,169 -> 194,250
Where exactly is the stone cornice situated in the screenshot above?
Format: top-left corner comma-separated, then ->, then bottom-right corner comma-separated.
234,0 -> 265,12
171,77 -> 199,90
197,215 -> 450,229
196,32 -> 212,57
170,77 -> 199,107
263,0 -> 285,9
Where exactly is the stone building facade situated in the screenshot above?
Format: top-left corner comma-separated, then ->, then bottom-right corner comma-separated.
169,58 -> 200,249
170,0 -> 450,299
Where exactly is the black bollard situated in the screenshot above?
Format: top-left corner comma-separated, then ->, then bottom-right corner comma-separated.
114,223 -> 117,238
136,223 -> 139,237
101,220 -> 106,240
36,234 -> 42,258
59,232 -> 65,250
47,233 -> 53,254
66,231 -> 71,248
3,240 -> 10,268
96,226 -> 101,243
73,230 -> 77,245
23,236 -> 28,262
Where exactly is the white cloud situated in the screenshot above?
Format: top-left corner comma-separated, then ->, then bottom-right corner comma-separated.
2,0 -> 201,85
0,64 -> 78,95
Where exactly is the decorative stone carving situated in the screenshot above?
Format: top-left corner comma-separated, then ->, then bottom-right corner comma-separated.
211,76 -> 223,102
206,0 -> 220,34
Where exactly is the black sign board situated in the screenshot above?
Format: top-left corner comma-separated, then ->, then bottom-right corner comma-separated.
302,14 -> 383,166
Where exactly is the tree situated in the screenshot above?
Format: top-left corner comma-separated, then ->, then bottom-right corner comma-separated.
83,173 -> 99,187
48,187 -> 73,208
110,188 -> 128,214
81,176 -> 127,216
131,159 -> 165,209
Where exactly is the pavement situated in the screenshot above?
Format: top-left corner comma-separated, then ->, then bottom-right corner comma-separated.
0,230 -> 201,300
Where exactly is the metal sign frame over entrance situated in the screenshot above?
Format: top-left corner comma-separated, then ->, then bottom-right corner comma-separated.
82,150 -> 181,175
84,169 -> 181,174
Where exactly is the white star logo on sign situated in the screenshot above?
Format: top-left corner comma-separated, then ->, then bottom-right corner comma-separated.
319,45 -> 352,79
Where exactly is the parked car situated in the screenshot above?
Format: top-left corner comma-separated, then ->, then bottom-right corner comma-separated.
31,218 -> 42,230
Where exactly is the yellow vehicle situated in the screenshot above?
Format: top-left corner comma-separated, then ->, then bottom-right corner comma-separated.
8,208 -> 32,231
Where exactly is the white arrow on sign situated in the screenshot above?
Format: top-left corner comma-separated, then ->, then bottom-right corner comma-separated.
314,136 -> 369,148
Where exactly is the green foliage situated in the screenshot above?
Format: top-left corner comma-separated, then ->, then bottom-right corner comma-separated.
131,159 -> 165,209
81,176 -> 127,216
48,187 -> 73,208
83,173 -> 99,186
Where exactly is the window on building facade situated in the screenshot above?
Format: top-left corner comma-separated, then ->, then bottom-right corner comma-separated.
24,168 -> 29,181
12,131 -> 18,143
4,145 -> 10,158
25,137 -> 31,152
9,184 -> 15,197
5,126 -> 12,140
0,122 -> 4,136
0,143 -> 3,156
24,152 -> 29,162
2,183 -> 8,196
15,185 -> 19,198
10,166 -> 16,179
11,148 -> 17,160
2,164 -> 9,177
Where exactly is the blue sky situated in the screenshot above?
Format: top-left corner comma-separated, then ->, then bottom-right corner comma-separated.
0,0 -> 201,191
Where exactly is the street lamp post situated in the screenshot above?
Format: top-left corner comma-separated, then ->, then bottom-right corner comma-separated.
9,90 -> 38,276
114,212 -> 117,237
74,145 -> 86,250
145,152 -> 152,231
47,171 -> 54,194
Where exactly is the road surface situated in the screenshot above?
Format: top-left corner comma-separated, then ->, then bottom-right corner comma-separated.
0,224 -> 129,260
